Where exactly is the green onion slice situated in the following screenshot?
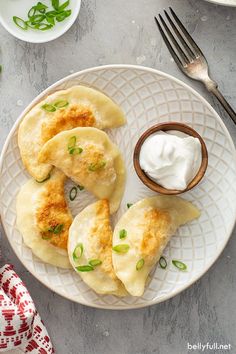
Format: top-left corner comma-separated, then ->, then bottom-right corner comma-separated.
68,136 -> 76,150
119,229 -> 127,240
89,259 -> 102,267
36,174 -> 50,183
28,6 -> 37,19
52,0 -> 60,10
76,265 -> 94,272
56,10 -> 71,22
73,243 -> 83,261
159,256 -> 167,269
88,161 -> 106,171
172,260 -> 187,271
29,14 -> 46,24
112,244 -> 130,254
35,23 -> 53,31
13,16 -> 28,30
48,224 -> 64,234
136,258 -> 145,271
127,203 -> 133,209
77,184 -> 84,191
69,186 -> 77,201
42,233 -> 52,240
46,15 -> 55,25
58,0 -> 70,11
54,100 -> 69,108
69,147 -> 83,155
41,103 -> 56,112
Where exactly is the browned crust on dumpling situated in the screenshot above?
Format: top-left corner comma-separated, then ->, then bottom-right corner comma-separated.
90,200 -> 117,280
36,173 -> 72,250
41,104 -> 96,144
140,208 -> 171,263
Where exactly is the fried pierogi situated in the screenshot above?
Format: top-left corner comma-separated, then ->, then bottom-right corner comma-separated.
18,85 -> 126,181
38,127 -> 126,213
68,200 -> 126,296
112,196 -> 200,296
16,169 -> 72,268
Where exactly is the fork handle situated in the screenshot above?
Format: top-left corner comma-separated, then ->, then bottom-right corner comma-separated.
205,82 -> 236,125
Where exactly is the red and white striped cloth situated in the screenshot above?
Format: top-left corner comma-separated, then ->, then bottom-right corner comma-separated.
0,264 -> 54,353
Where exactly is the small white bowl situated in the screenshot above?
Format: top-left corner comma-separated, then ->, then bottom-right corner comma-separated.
0,0 -> 81,43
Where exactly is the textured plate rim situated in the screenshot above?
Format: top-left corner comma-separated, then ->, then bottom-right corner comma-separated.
203,0 -> 236,6
0,64 -> 236,310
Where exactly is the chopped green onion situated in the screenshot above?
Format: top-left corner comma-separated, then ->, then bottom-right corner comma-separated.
68,136 -> 76,150
56,9 -> 71,22
112,244 -> 130,254
28,6 -> 37,19
52,0 -> 60,10
13,16 -> 28,30
36,2 -> 48,13
127,203 -> 133,209
89,259 -> 102,267
59,0 -> 70,11
36,174 -> 51,183
46,15 -> 55,25
119,229 -> 127,240
73,243 -> 83,261
159,256 -> 167,269
136,258 -> 145,271
172,260 -> 187,271
48,223 -> 64,234
54,100 -> 69,108
29,14 -> 46,24
35,23 -> 53,31
77,184 -> 84,191
76,265 -> 94,272
88,161 -> 106,172
69,147 -> 83,155
41,103 -> 56,112
42,233 -> 52,240
69,186 -> 77,201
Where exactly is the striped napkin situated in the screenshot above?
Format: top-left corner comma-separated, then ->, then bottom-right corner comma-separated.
0,264 -> 54,353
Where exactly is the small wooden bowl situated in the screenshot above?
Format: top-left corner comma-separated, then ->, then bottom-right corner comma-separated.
133,122 -> 208,195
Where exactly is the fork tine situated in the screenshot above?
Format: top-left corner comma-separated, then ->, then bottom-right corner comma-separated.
164,10 -> 195,60
154,16 -> 183,69
169,7 -> 204,57
158,14 -> 189,65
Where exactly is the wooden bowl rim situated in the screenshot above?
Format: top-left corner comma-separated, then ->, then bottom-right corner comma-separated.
133,122 -> 208,195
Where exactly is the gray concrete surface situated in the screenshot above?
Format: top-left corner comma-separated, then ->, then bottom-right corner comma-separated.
0,0 -> 236,353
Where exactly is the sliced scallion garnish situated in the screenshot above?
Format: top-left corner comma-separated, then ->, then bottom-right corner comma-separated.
119,229 -> 127,240
112,244 -> 130,254
69,186 -> 77,201
48,223 -> 64,234
172,260 -> 187,271
42,233 -> 52,240
136,258 -> 145,271
88,161 -> 106,172
41,103 -> 56,112
77,184 -> 84,191
54,100 -> 69,108
89,259 -> 102,267
127,203 -> 133,209
13,0 -> 71,32
159,256 -> 167,269
69,147 -> 83,155
68,136 -> 76,150
76,265 -> 94,272
36,174 -> 51,183
13,16 -> 28,30
73,243 -> 83,261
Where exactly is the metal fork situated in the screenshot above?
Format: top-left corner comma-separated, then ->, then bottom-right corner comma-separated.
155,7 -> 236,125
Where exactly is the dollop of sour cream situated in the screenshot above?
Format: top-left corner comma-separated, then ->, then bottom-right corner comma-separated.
139,131 -> 202,190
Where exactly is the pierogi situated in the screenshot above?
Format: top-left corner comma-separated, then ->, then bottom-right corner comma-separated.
68,200 -> 126,296
16,169 -> 72,268
112,196 -> 200,296
18,85 -> 126,181
38,127 -> 126,214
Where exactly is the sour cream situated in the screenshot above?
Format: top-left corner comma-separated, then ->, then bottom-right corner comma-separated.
139,131 -> 202,190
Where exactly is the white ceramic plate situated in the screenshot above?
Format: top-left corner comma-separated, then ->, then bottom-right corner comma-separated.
204,0 -> 236,6
1,65 -> 236,309
0,0 -> 81,43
